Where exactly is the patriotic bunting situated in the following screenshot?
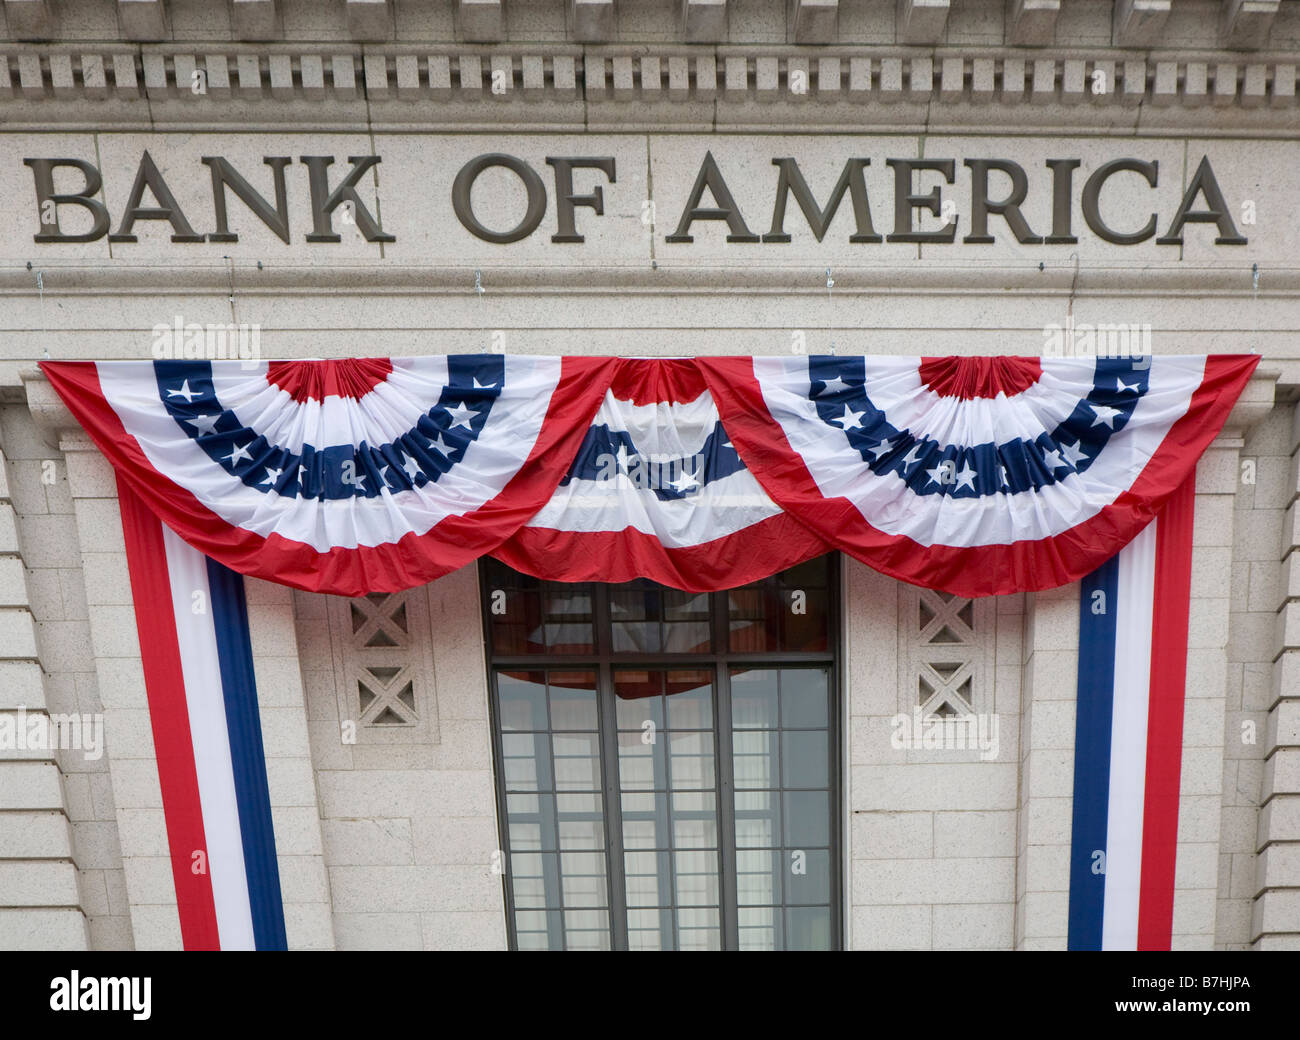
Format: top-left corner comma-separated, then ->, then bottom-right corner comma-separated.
42,352 -> 1256,597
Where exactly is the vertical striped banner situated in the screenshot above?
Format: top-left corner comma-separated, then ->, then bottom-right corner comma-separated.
118,476 -> 287,950
1067,477 -> 1196,950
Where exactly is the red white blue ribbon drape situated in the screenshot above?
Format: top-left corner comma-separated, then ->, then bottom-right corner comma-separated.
1068,477 -> 1195,951
117,478 -> 286,950
42,353 -> 1257,597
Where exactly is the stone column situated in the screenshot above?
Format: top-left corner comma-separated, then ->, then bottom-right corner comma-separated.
1173,433 -> 1243,948
0,443 -> 89,949
1015,582 -> 1078,949
1255,401 -> 1300,948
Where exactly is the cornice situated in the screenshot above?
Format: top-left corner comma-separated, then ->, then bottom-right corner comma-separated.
0,44 -> 1296,134
1,259 -> 1296,295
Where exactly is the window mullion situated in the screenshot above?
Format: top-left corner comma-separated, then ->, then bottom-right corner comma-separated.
593,583 -> 629,952
708,587 -> 737,951
715,652 -> 739,951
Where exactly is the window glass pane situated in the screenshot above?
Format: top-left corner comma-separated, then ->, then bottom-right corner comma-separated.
677,907 -> 722,951
617,738 -> 664,792
732,729 -> 778,790
786,848 -> 832,906
736,848 -> 781,907
731,668 -> 779,729
610,581 -> 712,654
782,730 -> 829,789
563,909 -> 611,951
541,587 -> 595,653
665,670 -> 713,729
497,671 -> 547,731
733,790 -> 779,848
667,730 -> 714,788
785,906 -> 832,952
553,732 -> 601,790
614,685 -> 664,730
549,672 -> 598,730
627,907 -> 671,951
782,790 -> 830,848
738,907 -> 782,951
727,556 -> 830,652
781,668 -> 829,729
514,908 -> 560,950
483,559 -> 596,655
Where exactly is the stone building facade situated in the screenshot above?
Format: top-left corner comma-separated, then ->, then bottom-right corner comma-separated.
0,0 -> 1297,950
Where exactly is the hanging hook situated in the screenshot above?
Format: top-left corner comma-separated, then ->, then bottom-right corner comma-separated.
222,255 -> 237,322
36,269 -> 47,360
474,268 -> 485,297
1250,263 -> 1261,352
1065,251 -> 1081,324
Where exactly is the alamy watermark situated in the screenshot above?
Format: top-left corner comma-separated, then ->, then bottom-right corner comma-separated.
593,449 -> 706,492
50,971 -> 150,1020
0,706 -> 103,761
890,708 -> 999,761
1042,317 -> 1152,361
151,315 -> 261,364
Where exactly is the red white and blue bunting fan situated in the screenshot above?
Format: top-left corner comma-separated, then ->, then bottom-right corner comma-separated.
492,358 -> 829,590
699,353 -> 1256,596
41,351 -> 1258,951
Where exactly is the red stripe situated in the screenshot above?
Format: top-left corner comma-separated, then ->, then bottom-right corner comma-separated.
917,355 -> 1042,400
1136,475 -> 1196,950
493,511 -> 830,592
41,358 -> 616,596
698,355 -> 1258,597
115,477 -> 221,950
608,358 -> 708,406
266,357 -> 393,402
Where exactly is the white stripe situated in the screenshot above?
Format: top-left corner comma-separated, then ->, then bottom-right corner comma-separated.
525,388 -> 776,545
99,356 -> 561,552
846,356 -> 1099,450
161,527 -> 256,951
589,390 -> 724,458
756,355 -> 1205,548
1101,519 -> 1157,951
526,467 -> 781,544
211,357 -> 455,453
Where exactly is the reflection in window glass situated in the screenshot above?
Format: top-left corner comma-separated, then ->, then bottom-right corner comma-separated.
496,669 -> 611,950
729,557 -> 830,653
615,669 -> 720,950
610,582 -> 712,654
730,667 -> 833,951
484,560 -> 597,655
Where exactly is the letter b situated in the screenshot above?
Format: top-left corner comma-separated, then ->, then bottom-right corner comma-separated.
25,159 -> 111,242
